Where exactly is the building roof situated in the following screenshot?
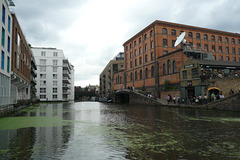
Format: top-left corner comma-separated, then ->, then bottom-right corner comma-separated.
123,20 -> 240,46
192,59 -> 240,68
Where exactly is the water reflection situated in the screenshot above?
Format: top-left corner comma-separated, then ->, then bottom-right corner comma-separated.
0,102 -> 240,159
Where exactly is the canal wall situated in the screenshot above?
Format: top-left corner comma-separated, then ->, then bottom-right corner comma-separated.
0,99 -> 40,118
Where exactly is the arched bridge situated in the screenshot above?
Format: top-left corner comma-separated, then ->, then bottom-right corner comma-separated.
114,89 -> 163,105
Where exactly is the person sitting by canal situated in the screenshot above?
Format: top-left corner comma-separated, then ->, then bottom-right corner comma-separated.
167,95 -> 170,104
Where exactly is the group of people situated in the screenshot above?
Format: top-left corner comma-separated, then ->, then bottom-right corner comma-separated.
167,95 -> 180,104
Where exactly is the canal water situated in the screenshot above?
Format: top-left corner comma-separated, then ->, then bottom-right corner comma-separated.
0,102 -> 240,159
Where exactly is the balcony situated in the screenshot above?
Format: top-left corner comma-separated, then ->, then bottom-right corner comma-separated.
62,77 -> 71,84
63,84 -> 71,89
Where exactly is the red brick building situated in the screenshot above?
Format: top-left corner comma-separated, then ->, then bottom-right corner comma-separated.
123,20 -> 240,98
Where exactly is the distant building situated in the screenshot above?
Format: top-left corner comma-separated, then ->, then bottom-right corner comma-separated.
123,20 -> 240,98
0,0 -> 12,106
99,52 -> 124,97
32,47 -> 74,101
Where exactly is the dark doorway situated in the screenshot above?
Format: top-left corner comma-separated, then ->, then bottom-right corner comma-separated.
186,87 -> 195,102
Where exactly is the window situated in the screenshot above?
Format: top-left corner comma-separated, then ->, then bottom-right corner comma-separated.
53,88 -> 57,93
167,60 -> 171,74
125,46 -> 128,51
41,51 -> 46,56
139,47 -> 142,54
226,56 -> 229,61
162,28 -> 167,34
218,36 -> 222,42
144,34 -> 147,40
130,61 -> 132,68
2,28 -> 5,46
145,68 -> 148,79
2,5 -> 5,24
130,72 -> 133,81
163,51 -> 168,55
134,49 -> 137,56
7,36 -> 10,52
219,46 -> 222,53
53,95 -> 57,99
196,33 -> 200,39
171,29 -> 176,36
139,69 -> 143,79
212,45 -> 215,52
53,60 -> 58,65
238,39 -> 240,45
192,68 -> 198,78
134,41 -> 136,46
225,37 -> 228,43
219,56 -> 223,61
180,30 -> 184,34
211,35 -> 215,41
40,95 -> 46,99
135,71 -> 137,80
172,60 -> 176,73
204,34 -> 208,40
40,80 -> 46,86
40,66 -> 46,72
145,54 -> 148,63
121,64 -> 124,69
53,52 -> 58,56
40,88 -> 46,93
144,44 -> 147,51
151,41 -> 154,49
53,74 -> 57,79
130,52 -> 132,58
204,44 -> 208,51
197,43 -> 201,50
7,56 -> 9,72
225,47 -> 229,54
40,74 -> 46,79
188,32 -> 193,38
150,30 -> 153,37
162,63 -> 166,75
1,51 -> 4,69
232,47 -> 235,54
151,66 -> 154,77
151,52 -> 154,61
139,57 -> 142,65
232,57 -> 236,61
130,43 -> 132,49
53,81 -> 57,86
182,70 -> 187,79
8,16 -> 10,32
163,39 -> 168,47
135,59 -> 137,66
139,37 -> 141,43
53,67 -> 57,72
40,59 -> 46,65
172,40 -> 176,47
231,38 -> 235,44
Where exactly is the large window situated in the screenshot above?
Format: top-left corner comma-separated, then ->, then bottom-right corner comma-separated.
40,74 -> 46,79
40,59 -> 46,65
130,72 -> 133,81
145,68 -> 148,79
7,56 -> 10,72
225,37 -> 229,43
53,74 -> 57,79
231,38 -> 235,44
53,52 -> 58,57
1,51 -> 4,69
2,28 -> 5,46
8,16 -> 10,32
53,88 -> 57,93
53,60 -> 58,65
171,29 -> 176,35
163,39 -> 168,47
145,54 -> 148,63
225,47 -> 229,54
40,88 -> 46,93
151,66 -> 154,77
135,71 -> 138,80
151,52 -> 154,61
167,60 -> 171,74
218,36 -> 222,42
7,36 -> 10,52
232,47 -> 236,54
140,70 -> 142,79
196,33 -> 200,39
162,63 -> 166,75
172,60 -> 176,73
219,46 -> 222,53
162,28 -> 167,34
41,51 -> 46,56
204,44 -> 208,51
182,70 -> 187,79
204,34 -> 208,40
211,35 -> 215,41
188,32 -> 193,38
192,68 -> 198,78
2,5 -> 5,24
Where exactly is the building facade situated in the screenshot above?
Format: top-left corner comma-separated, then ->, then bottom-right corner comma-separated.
0,0 -> 12,106
99,52 -> 124,97
123,20 -> 240,98
32,47 -> 74,101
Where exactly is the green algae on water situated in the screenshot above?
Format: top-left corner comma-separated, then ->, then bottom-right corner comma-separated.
0,116 -> 69,130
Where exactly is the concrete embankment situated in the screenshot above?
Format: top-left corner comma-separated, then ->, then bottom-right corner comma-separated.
0,99 -> 40,118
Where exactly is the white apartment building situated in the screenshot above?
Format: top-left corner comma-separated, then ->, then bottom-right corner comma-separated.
32,47 -> 74,101
0,0 -> 12,106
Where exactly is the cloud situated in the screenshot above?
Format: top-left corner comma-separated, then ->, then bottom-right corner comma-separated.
13,0 -> 240,87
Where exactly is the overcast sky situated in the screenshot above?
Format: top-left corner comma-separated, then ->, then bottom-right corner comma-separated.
12,0 -> 240,87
